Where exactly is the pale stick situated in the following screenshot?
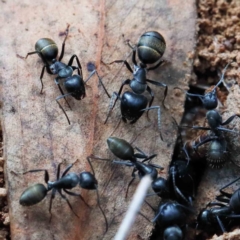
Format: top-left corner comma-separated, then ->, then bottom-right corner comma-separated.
114,175 -> 152,240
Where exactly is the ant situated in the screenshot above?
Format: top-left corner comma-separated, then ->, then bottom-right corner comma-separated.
148,200 -> 194,240
196,175 -> 240,235
18,159 -> 108,233
184,110 -> 240,168
175,62 -> 231,110
26,25 -> 110,124
88,137 -> 163,197
104,31 -> 168,134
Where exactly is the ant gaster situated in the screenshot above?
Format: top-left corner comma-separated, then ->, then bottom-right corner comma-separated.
104,32 -> 168,134
26,25 -> 110,124
19,159 -> 108,233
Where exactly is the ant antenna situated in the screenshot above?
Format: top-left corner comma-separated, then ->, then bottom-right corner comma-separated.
86,157 -> 108,233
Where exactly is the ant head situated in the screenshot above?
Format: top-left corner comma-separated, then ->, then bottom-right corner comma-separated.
202,90 -> 218,110
206,110 -> 222,129
197,209 -> 211,227
152,177 -> 169,198
79,172 -> 97,190
163,226 -> 183,240
135,161 -> 158,180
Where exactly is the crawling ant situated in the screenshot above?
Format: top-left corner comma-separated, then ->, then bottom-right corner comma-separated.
184,110 -> 240,168
18,159 -> 108,232
26,25 -> 110,124
175,62 -> 231,110
104,32 -> 168,134
88,137 -> 163,197
197,175 -> 240,236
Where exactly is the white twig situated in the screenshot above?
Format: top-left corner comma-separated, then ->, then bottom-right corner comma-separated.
114,175 -> 152,240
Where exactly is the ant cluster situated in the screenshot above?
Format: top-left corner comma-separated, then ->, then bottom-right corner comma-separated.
19,26 -> 240,239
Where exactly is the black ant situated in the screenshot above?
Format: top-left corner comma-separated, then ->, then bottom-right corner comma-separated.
184,110 -> 240,168
196,175 -> 240,236
26,25 -> 110,124
149,200 -> 194,240
175,62 -> 231,110
88,137 -> 163,197
104,31 -> 168,134
18,159 -> 108,233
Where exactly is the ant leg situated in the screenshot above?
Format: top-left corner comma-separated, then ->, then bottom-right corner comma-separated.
56,93 -> 73,125
107,59 -> 133,73
116,79 -> 131,97
147,162 -> 164,171
95,188 -> 109,233
146,80 -> 168,108
39,65 -> 47,94
132,48 -> 137,66
207,202 -> 227,208
63,189 -> 90,208
58,189 -> 79,218
218,176 -> 240,198
58,24 -> 70,61
214,61 -> 232,90
134,146 -> 148,157
182,144 -> 191,166
86,156 -> 97,176
174,87 -> 204,98
67,54 -> 82,76
225,214 -> 240,218
104,79 -> 131,123
49,188 -> 56,223
23,169 -> 49,184
112,160 -> 134,167
55,78 -> 72,110
86,156 -> 108,233
193,136 -> 219,150
87,155 -> 113,164
221,114 -> 240,126
147,60 -> 165,71
140,106 -> 162,139
146,86 -> 154,119
61,160 -> 78,178
171,169 -> 191,205
189,126 -> 211,131
83,70 -> 110,98
25,51 -> 39,59
125,176 -> 136,198
216,216 -> 226,233
104,92 -> 122,124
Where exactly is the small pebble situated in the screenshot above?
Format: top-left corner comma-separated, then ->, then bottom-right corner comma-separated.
0,188 -> 7,197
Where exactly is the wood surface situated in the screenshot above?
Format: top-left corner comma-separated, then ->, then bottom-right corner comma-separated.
0,0 -> 196,239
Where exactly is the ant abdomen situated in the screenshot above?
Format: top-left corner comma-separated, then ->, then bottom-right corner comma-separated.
137,31 -> 166,65
35,38 -> 58,64
20,183 -> 47,206
107,137 -> 135,161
